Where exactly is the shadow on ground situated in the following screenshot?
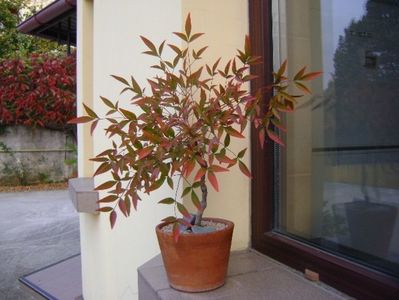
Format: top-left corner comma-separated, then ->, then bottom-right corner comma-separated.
0,190 -> 80,300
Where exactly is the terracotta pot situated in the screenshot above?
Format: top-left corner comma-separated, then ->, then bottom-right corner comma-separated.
156,217 -> 234,292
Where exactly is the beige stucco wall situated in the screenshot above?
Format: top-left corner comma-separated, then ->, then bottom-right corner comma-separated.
77,1 -> 181,299
182,0 -> 250,252
76,1 -> 250,299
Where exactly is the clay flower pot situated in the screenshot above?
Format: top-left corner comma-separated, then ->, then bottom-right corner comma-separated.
156,217 -> 234,292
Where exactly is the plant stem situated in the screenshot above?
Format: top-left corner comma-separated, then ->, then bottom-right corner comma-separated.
195,175 -> 207,226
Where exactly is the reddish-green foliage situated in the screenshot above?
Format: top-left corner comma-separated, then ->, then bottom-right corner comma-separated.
70,15 -> 320,234
0,53 -> 76,129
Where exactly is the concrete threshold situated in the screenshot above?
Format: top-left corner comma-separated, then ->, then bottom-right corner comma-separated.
138,250 -> 353,300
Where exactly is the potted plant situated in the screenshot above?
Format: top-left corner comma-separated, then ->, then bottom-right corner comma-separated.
69,14 -> 320,292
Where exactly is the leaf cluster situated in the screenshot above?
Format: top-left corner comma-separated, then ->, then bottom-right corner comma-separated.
70,14 -> 320,231
0,53 -> 76,130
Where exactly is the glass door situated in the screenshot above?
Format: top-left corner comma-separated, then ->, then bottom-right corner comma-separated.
274,0 -> 399,278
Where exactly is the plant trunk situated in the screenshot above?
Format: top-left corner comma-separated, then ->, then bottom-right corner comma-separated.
195,175 -> 207,226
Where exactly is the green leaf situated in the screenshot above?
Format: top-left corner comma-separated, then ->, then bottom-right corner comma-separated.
148,176 -> 166,192
83,103 -> 98,118
100,96 -> 115,109
140,36 -> 157,54
294,81 -> 311,94
158,197 -> 175,205
173,32 -> 188,42
237,148 -> 247,159
111,75 -> 130,86
130,76 -> 142,94
189,33 -> 204,43
224,134 -> 230,147
167,177 -> 174,189
225,126 -> 244,138
119,108 -> 136,120
191,191 -> 201,210
275,59 -> 287,79
168,44 -> 182,56
158,40 -> 166,55
238,161 -> 252,178
177,202 -> 191,219
294,66 -> 306,80
181,186 -> 192,197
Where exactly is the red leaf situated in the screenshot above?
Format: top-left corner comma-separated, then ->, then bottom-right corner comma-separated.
110,211 -> 117,229
118,200 -> 128,217
211,165 -> 229,173
194,168 -> 207,182
132,193 -> 139,211
300,71 -> 322,81
215,153 -> 236,165
225,127 -> 245,138
238,161 -> 252,178
97,195 -> 118,203
137,147 -> 152,159
207,171 -> 219,192
140,36 -> 157,54
173,222 -> 180,243
90,119 -> 98,135
95,181 -> 116,191
68,116 -> 93,124
97,206 -> 113,212
259,129 -> 265,149
177,202 -> 191,219
94,162 -> 112,176
162,216 -> 177,224
183,160 -> 195,177
185,13 -> 192,37
267,130 -> 285,146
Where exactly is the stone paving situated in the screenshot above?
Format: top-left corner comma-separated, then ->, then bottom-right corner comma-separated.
0,190 -> 80,300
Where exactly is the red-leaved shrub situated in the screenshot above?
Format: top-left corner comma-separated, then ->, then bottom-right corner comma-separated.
0,53 -> 76,130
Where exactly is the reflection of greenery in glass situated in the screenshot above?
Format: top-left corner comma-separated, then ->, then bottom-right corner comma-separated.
330,0 -> 399,148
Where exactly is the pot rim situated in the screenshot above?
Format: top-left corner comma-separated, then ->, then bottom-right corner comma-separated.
156,217 -> 234,237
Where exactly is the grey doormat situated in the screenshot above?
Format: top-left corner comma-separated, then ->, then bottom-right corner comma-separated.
19,254 -> 82,300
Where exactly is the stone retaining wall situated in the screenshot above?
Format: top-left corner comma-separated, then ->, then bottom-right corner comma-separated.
0,126 -> 76,185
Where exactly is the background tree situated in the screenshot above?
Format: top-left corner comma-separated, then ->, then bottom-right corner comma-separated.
330,0 -> 399,149
0,0 -> 65,59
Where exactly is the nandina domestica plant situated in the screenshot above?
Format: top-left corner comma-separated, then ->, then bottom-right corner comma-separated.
70,14 -> 320,240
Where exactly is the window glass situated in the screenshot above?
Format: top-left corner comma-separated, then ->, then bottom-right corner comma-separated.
274,0 -> 399,277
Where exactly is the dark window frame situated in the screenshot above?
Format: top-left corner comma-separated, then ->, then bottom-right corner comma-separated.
249,0 -> 399,299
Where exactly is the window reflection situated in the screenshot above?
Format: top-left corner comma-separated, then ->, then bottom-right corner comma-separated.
275,0 -> 399,277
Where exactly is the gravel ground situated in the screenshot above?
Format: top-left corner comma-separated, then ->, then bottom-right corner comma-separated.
0,189 -> 80,299
0,182 -> 68,193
